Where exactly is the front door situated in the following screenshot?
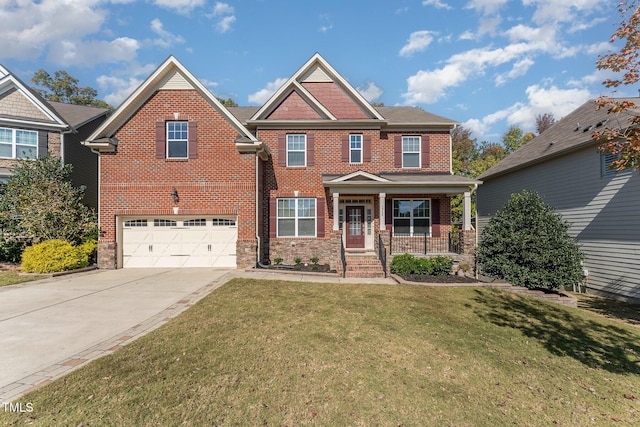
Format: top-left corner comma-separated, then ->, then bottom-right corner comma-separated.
346,206 -> 365,248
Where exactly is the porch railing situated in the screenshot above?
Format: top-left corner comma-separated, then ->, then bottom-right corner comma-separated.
377,233 -> 387,278
390,232 -> 462,255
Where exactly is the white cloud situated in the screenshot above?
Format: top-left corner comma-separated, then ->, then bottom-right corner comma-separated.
150,19 -> 185,48
469,84 -> 593,139
522,0 -> 605,25
399,31 -> 436,58
402,43 -> 533,104
152,0 -> 205,13
495,57 -> 534,86
357,82 -> 383,103
319,24 -> 333,33
210,2 -> 236,33
96,62 -> 157,107
459,30 -> 475,40
464,0 -> 509,15
248,77 -> 288,105
48,37 -> 140,67
422,0 -> 452,10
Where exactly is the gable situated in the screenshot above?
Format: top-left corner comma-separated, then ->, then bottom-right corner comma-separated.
0,88 -> 50,121
267,90 -> 323,120
251,53 -> 384,123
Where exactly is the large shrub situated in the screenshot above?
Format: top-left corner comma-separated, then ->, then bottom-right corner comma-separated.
21,239 -> 89,274
0,156 -> 97,249
477,190 -> 583,290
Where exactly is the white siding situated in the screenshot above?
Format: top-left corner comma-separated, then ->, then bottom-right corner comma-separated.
477,146 -> 640,301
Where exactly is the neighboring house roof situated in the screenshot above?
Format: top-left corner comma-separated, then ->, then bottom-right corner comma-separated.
0,64 -> 68,130
479,97 -> 640,180
48,101 -> 110,129
84,56 -> 261,152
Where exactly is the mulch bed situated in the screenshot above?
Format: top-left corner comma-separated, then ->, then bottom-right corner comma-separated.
271,263 -> 337,273
398,273 -> 479,283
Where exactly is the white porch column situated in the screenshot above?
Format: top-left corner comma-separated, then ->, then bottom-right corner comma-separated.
379,192 -> 386,231
333,192 -> 340,231
463,191 -> 472,231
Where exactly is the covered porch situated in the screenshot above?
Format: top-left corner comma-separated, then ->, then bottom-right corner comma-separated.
323,171 -> 482,277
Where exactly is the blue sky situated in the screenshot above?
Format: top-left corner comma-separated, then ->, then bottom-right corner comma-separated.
0,0 -> 629,142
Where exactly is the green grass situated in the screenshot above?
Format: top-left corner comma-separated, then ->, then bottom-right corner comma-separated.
1,279 -> 639,426
0,270 -> 43,286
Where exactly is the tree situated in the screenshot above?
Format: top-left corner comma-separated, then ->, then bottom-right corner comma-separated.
452,126 -> 479,176
0,157 -> 97,258
502,125 -> 534,153
217,97 -> 238,107
31,70 -> 112,109
536,113 -> 556,134
477,191 -> 584,290
594,0 -> 640,171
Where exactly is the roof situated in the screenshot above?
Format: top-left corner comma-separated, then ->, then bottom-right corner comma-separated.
48,101 -> 110,128
228,105 -> 456,127
478,97 -> 640,180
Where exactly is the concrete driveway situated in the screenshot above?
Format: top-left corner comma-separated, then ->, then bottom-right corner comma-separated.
0,268 -> 232,402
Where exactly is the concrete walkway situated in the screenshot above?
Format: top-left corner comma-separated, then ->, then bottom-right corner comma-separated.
0,268 -> 235,403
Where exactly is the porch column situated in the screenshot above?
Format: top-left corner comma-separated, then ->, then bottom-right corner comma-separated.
333,192 -> 340,230
463,191 -> 472,231
379,192 -> 386,231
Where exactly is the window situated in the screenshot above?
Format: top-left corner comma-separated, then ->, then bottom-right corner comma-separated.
183,219 -> 206,226
124,219 -> 148,227
0,127 -> 38,159
167,121 -> 188,159
212,218 -> 236,226
402,136 -> 421,168
393,199 -> 430,236
349,134 -> 363,163
287,134 -> 306,167
154,219 -> 177,227
277,198 -> 316,237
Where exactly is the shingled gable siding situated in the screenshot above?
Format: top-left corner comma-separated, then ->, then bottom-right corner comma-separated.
98,89 -> 258,269
260,127 -> 452,268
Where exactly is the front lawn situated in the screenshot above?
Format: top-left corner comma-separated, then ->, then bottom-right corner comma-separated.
1,279 -> 638,426
0,269 -> 43,287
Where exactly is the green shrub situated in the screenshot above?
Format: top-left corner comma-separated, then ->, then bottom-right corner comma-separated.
21,239 -> 89,274
0,238 -> 26,263
78,239 -> 97,265
390,254 -> 454,276
477,190 -> 583,290
429,255 -> 455,276
390,253 -> 416,275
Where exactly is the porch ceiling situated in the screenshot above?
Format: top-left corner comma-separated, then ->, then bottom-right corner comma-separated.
322,172 -> 481,195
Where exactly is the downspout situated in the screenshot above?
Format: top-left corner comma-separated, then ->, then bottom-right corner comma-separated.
255,152 -> 261,268
59,128 -> 76,165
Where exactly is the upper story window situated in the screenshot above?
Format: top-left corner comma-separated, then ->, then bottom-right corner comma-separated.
166,121 -> 188,159
350,134 -> 363,164
402,136 -> 421,168
0,127 -> 38,159
287,134 -> 306,167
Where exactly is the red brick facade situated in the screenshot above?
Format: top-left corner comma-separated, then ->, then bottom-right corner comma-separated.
97,89 -> 258,268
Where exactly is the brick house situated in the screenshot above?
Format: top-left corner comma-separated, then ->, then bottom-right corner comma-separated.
84,54 -> 480,275
0,65 -> 109,208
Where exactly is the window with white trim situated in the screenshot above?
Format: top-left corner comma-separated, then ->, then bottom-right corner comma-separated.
350,134 -> 363,163
0,127 -> 38,159
393,199 -> 430,236
167,121 -> 188,159
183,219 -> 206,226
212,218 -> 236,226
277,198 -> 316,237
402,136 -> 421,168
154,219 -> 177,227
286,134 -> 306,167
124,219 -> 148,227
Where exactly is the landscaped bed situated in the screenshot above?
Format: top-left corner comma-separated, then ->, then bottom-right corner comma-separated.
2,278 -> 638,426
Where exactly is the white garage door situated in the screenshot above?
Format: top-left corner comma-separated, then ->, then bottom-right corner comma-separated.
122,218 -> 237,268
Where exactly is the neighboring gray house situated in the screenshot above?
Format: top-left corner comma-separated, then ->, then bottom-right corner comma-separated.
0,65 -> 109,208
477,98 -> 640,302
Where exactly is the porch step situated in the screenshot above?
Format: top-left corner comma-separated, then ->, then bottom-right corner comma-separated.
343,255 -> 386,278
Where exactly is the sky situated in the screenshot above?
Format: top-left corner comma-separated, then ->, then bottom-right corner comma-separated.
0,0 -> 631,142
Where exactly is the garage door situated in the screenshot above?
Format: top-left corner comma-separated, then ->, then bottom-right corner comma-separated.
122,218 -> 237,268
